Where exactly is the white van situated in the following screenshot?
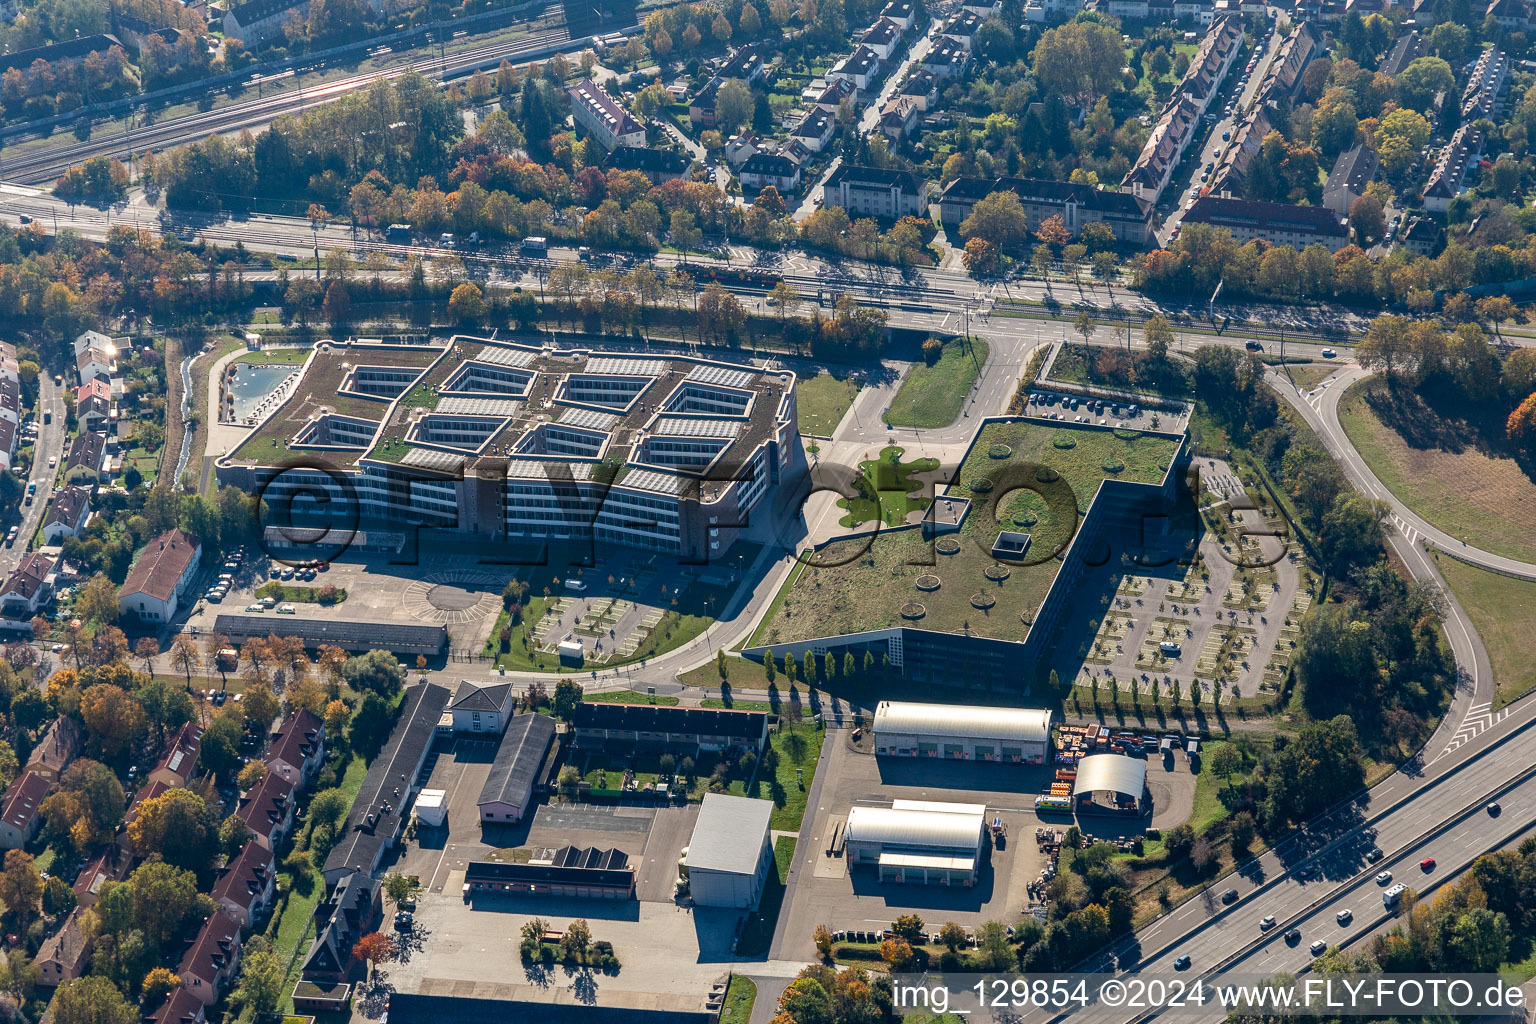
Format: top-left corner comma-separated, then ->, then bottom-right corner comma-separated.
1383,883 -> 1406,908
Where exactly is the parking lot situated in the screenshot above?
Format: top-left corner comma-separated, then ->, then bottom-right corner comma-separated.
1025,390 -> 1193,436
775,737 -> 1053,960
382,739 -> 749,1017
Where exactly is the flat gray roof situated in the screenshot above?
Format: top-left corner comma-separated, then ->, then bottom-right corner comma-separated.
685,793 -> 772,875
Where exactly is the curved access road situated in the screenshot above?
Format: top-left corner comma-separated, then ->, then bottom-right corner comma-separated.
1290,365 -> 1536,580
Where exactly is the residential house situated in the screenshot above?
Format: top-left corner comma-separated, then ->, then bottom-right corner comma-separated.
1025,0 -> 1085,21
897,70 -> 941,110
1123,94 -> 1202,203
608,146 -> 689,184
0,419 -> 14,473
688,46 -> 767,127
1461,47 -> 1508,120
724,133 -> 762,170
447,681 -> 515,735
25,716 -> 81,782
1424,124 -> 1483,212
880,96 -> 921,139
265,707 -> 325,788
233,770 -> 296,850
828,45 -> 882,90
147,722 -> 205,789
300,871 -> 381,984
0,772 -> 51,849
120,779 -> 171,855
919,37 -> 970,80
963,0 -> 1001,14
1487,0 -> 1532,29
72,844 -> 131,909
738,152 -> 802,193
1108,0 -> 1150,15
1209,105 -> 1273,198
942,9 -> 983,46
568,79 -> 646,150
789,107 -> 836,153
880,0 -> 916,31
0,553 -> 54,630
63,430 -> 107,487
75,378 -> 112,430
824,164 -> 931,219
860,17 -> 904,59
810,77 -> 856,112
0,377 -> 17,426
178,913 -> 242,1005
211,841 -> 277,930
1380,30 -> 1421,77
146,990 -> 207,1024
1323,144 -> 1379,217
0,36 -> 125,99
938,176 -> 1155,245
1183,195 -> 1351,251
0,342 -> 18,383
40,486 -> 91,546
1401,215 -> 1444,256
117,528 -> 202,623
35,907 -> 93,986
221,0 -> 309,45
73,331 -> 117,387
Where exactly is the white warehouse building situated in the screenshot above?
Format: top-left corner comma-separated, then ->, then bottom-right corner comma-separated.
843,800 -> 985,886
873,701 -> 1052,763
684,793 -> 774,908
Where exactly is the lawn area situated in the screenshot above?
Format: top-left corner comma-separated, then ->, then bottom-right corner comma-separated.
883,337 -> 990,429
121,446 -> 162,486
256,582 -> 346,604
1436,555 -> 1536,709
720,975 -> 758,1024
724,721 -> 824,830
797,370 -> 862,437
753,419 -> 1179,648
837,446 -> 939,528
699,698 -> 774,710
582,689 -> 680,706
1338,380 -> 1536,562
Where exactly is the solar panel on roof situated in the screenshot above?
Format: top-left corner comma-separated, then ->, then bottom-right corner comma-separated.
585,357 -> 668,376
401,448 -> 466,471
436,397 -> 523,417
619,469 -> 690,494
650,417 -> 741,439
560,407 -> 619,430
685,365 -> 756,388
475,347 -> 538,367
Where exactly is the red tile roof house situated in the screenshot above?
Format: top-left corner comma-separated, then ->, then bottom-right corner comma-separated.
264,708 -> 325,789
146,722 -> 203,789
72,843 -> 131,908
233,771 -> 295,850
26,716 -> 82,784
178,912 -> 242,1005
145,988 -> 206,1024
35,906 -> 93,986
116,528 -> 202,624
211,841 -> 276,931
0,772 -> 51,849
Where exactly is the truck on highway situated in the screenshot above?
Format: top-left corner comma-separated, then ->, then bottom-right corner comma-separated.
386,224 -> 412,244
521,236 -> 548,255
1383,883 -> 1406,908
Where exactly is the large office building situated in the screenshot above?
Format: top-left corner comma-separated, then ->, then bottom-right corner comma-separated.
215,339 -> 803,560
873,702 -> 1052,763
843,800 -> 986,885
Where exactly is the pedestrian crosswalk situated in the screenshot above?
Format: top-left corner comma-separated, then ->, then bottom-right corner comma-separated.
1441,701 -> 1512,758
1389,513 -> 1420,546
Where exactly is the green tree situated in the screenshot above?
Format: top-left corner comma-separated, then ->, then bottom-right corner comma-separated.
341,650 -> 403,696
232,949 -> 284,1016
50,977 -> 138,1024
554,678 -> 583,720
714,79 -> 753,133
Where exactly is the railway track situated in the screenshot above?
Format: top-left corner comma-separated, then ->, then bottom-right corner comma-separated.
1,12 -> 612,184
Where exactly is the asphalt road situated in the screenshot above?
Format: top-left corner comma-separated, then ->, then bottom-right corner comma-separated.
1,375 -> 64,579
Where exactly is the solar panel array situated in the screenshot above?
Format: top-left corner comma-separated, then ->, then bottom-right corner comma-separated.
686,364 -> 756,389
401,448 -> 466,471
437,397 -> 522,417
621,468 -> 691,494
560,407 -> 619,430
585,357 -> 667,376
505,459 -> 595,480
476,346 -> 538,367
650,417 -> 741,438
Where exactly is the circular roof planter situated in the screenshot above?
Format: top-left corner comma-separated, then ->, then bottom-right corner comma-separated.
988,443 -> 1013,459
1158,458 -> 1172,471
969,478 -> 994,493
1035,467 -> 1060,483
935,537 -> 961,555
1013,512 -> 1038,527
984,563 -> 1011,581
970,592 -> 996,610
916,574 -> 942,591
900,601 -> 926,620
1113,428 -> 1139,440
1102,459 -> 1125,473
1052,437 -> 1077,450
